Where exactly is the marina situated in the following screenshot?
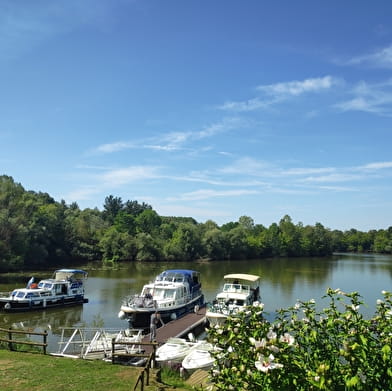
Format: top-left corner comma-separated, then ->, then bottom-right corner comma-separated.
1,254 -> 391,358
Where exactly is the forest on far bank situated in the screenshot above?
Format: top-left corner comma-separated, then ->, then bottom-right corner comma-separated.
1,175 -> 391,272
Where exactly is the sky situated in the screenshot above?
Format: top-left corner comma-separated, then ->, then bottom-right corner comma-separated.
1,0 -> 392,232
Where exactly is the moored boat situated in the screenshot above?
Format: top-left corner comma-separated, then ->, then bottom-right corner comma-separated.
118,269 -> 204,329
156,336 -> 202,364
181,341 -> 216,372
206,273 -> 261,326
0,269 -> 88,312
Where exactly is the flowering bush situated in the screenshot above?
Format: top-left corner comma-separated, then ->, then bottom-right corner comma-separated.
207,289 -> 392,390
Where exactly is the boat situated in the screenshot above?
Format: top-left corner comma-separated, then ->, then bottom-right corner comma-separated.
156,335 -> 201,364
181,341 -> 216,372
118,269 -> 204,329
0,269 -> 88,312
206,273 -> 261,326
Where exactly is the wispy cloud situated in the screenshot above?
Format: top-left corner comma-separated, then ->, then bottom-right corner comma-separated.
101,165 -> 161,186
169,188 -> 258,201
359,161 -> 392,170
91,117 -> 244,154
219,76 -> 339,112
344,45 -> 392,68
257,76 -> 338,97
94,141 -> 135,153
335,80 -> 392,116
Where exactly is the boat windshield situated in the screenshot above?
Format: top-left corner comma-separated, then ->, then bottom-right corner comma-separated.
152,288 -> 176,299
13,291 -> 26,299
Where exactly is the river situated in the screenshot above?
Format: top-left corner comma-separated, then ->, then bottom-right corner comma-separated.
0,253 -> 391,352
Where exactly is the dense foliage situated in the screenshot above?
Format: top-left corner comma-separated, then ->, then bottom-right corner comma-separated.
207,289 -> 392,390
0,175 -> 391,271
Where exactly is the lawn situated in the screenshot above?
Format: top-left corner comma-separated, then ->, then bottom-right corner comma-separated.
0,350 -> 192,391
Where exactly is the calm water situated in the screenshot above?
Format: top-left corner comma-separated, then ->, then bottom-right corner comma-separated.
1,253 -> 391,352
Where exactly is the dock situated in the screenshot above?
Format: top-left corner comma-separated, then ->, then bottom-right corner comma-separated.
142,305 -> 207,344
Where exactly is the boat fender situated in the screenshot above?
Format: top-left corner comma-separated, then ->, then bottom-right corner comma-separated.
4,302 -> 11,310
170,313 -> 177,320
118,310 -> 126,319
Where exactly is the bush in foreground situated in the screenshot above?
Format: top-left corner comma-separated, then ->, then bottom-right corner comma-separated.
207,289 -> 392,390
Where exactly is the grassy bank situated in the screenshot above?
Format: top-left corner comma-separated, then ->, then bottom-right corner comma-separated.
0,350 -> 192,391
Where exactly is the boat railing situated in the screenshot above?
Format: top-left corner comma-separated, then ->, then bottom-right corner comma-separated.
207,300 -> 245,316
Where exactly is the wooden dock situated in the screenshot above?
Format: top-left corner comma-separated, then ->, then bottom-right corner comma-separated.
142,306 -> 207,344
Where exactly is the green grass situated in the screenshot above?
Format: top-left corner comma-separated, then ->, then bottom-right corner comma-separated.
0,350 -> 193,391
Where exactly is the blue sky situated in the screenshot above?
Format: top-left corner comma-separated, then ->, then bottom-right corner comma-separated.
1,1 -> 392,231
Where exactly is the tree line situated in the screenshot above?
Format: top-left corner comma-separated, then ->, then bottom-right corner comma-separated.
0,175 -> 391,271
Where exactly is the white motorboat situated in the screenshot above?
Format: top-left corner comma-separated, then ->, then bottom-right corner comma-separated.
156,336 -> 201,363
0,269 -> 88,312
206,273 -> 260,326
119,269 -> 204,328
181,342 -> 215,372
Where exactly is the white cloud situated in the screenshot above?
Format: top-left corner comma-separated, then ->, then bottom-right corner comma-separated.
92,117 -> 244,154
257,76 -> 338,97
101,166 -> 160,186
219,76 -> 339,112
335,80 -> 392,116
301,173 -> 363,183
346,45 -> 392,68
95,141 -> 134,153
358,161 -> 392,170
219,97 -> 272,112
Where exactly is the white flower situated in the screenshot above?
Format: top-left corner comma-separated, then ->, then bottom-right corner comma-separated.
377,299 -> 383,305
255,354 -> 283,372
351,304 -> 360,311
249,337 -> 267,349
279,332 -> 295,345
267,329 -> 277,340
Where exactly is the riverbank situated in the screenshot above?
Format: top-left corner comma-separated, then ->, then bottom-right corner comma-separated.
0,350 -> 191,391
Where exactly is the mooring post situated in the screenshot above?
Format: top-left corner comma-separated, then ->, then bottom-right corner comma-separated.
43,330 -> 48,354
8,328 -> 13,351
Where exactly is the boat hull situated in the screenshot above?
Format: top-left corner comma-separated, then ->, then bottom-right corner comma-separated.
0,296 -> 88,312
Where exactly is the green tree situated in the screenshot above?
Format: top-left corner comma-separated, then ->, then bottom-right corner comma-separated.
102,195 -> 123,224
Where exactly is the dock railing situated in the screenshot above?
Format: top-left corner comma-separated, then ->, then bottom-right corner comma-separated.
0,327 -> 48,354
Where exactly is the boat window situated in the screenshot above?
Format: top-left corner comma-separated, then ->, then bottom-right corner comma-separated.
26,292 -> 40,298
16,292 -> 26,298
39,282 -> 52,289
